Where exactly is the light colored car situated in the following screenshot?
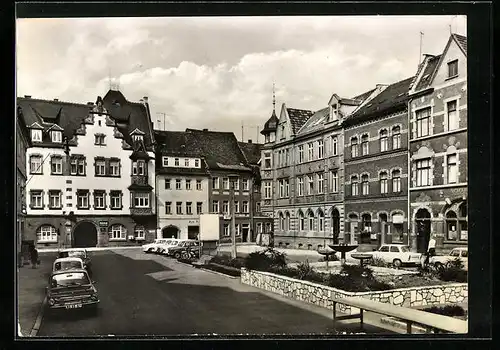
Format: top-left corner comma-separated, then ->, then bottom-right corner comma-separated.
430,247 -> 468,271
53,257 -> 84,273
156,239 -> 182,255
165,240 -> 200,259
370,244 -> 422,268
57,249 -> 91,272
142,238 -> 172,253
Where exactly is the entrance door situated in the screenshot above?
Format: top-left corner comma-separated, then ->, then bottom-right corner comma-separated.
162,225 -> 179,239
187,226 -> 199,240
242,224 -> 250,242
415,209 -> 431,253
73,222 -> 98,248
331,208 -> 340,244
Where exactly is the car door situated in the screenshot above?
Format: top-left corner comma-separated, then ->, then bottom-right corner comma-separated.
376,245 -> 390,262
389,246 -> 401,262
460,249 -> 468,270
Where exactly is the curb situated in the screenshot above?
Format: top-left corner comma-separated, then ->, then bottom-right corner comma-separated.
29,296 -> 47,337
199,267 -> 239,279
38,246 -> 142,253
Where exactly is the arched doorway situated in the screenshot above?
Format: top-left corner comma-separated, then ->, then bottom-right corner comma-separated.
331,208 -> 340,244
415,208 -> 431,253
73,221 -> 98,248
162,225 -> 179,239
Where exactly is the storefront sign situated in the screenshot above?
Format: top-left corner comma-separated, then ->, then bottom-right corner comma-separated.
392,214 -> 404,224
99,221 -> 108,227
188,220 -> 199,225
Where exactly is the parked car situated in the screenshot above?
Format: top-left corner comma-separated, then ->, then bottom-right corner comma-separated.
166,240 -> 200,259
45,268 -> 99,313
57,249 -> 92,274
142,239 -> 172,253
370,244 -> 422,268
53,257 -> 84,273
156,239 -> 182,255
430,247 -> 468,271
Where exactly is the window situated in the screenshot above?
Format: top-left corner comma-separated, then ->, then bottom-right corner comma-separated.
223,178 -> 229,190
298,145 -> 304,163
446,211 -> 458,240
110,224 -> 126,240
184,158 -> 190,167
285,148 -> 290,165
196,180 -> 202,190
392,170 -> 401,192
30,190 -> 43,208
318,140 -> 324,158
331,171 -> 338,193
186,202 -> 192,215
380,129 -> 388,152
70,158 -> 78,175
165,179 -> 171,190
223,201 -> 229,214
361,174 -> 369,195
350,137 -> 358,157
212,177 -> 220,190
308,211 -> 314,231
317,211 -> 324,231
94,191 -> 105,209
416,107 -> 431,138
76,191 -> 89,209
379,246 -> 389,252
110,160 -> 120,176
278,213 -> 284,231
77,157 -> 85,175
298,177 -> 304,196
94,134 -> 105,145
264,152 -> 272,168
51,131 -> 62,143
264,181 -> 272,199
307,175 -> 314,195
51,156 -> 63,175
308,143 -> 314,160
392,126 -> 401,149
197,202 -> 203,215
234,201 -> 240,213
416,159 -> 431,187
235,224 -> 240,236
243,201 -> 249,213
135,226 -> 145,239
176,201 -> 183,214
195,159 -> 200,167
299,212 -> 305,231
212,200 -> 219,213
243,179 -> 250,191
448,59 -> 458,78
351,176 -> 359,196
234,178 -> 240,191
317,173 -> 324,194
332,136 -> 338,156
165,202 -> 172,214
110,191 -> 122,209
30,155 -> 43,174
37,225 -> 57,242
174,158 -> 179,166
132,160 -> 146,175
265,223 -> 272,233
447,100 -> 459,130
256,202 -> 261,212
447,154 -> 458,184
162,157 -> 169,167
285,179 -> 290,197
134,193 -> 150,208
278,179 -> 284,198
31,129 -> 42,142
390,246 -> 400,253
257,223 -> 263,234
224,224 -> 230,236
361,134 -> 369,155
380,172 -> 388,194
176,179 -> 182,190
95,159 -> 106,176
49,190 -> 61,208
185,179 -> 192,190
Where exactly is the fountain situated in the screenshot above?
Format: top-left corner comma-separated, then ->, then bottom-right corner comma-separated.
328,244 -> 359,266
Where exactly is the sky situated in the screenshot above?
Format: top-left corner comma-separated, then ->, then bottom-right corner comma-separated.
16,15 -> 466,143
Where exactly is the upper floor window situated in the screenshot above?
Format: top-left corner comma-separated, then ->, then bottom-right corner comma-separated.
350,137 -> 358,158
222,200 -> 229,214
196,180 -> 202,190
95,159 -> 106,176
176,179 -> 182,190
30,155 -> 43,174
448,59 -> 458,78
197,202 -> 203,215
380,129 -> 388,152
307,175 -> 314,195
392,126 -> 401,149
50,156 -> 63,175
31,129 -> 42,142
30,190 -> 43,209
330,171 -> 338,193
361,134 -> 369,155
165,178 -> 171,190
351,176 -> 359,196
184,158 -> 190,167
264,181 -> 272,199
134,193 -> 150,208
194,159 -> 200,167
223,178 -> 229,190
109,159 -> 120,176
416,107 -> 431,138
416,159 -> 431,187
48,190 -> 62,209
318,140 -> 324,159
242,201 -> 249,213
392,169 -> 401,192
298,145 -> 304,163
76,190 -> 89,209
212,177 -> 220,190
380,172 -> 388,194
174,158 -> 179,166
308,142 -> 314,160
447,154 -> 458,184
317,173 -> 324,194
243,179 -> 250,191
51,131 -> 62,143
185,179 -> 192,190
165,202 -> 172,214
447,100 -> 459,130
264,152 -> 272,168
132,134 -> 143,142
94,134 -> 106,145
110,191 -> 122,209
361,174 -> 369,195
297,177 -> 304,196
332,136 -> 338,156
93,190 -> 106,209
162,157 -> 169,167
132,160 -> 146,176
186,202 -> 193,215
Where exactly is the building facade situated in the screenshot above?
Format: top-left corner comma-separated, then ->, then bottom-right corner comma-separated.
19,90 -> 157,249
408,34 -> 468,253
343,79 -> 412,249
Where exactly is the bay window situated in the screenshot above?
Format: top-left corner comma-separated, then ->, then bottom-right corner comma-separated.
133,193 -> 150,208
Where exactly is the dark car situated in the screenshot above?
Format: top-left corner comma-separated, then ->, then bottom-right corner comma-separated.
167,240 -> 200,259
58,249 -> 92,275
45,268 -> 99,314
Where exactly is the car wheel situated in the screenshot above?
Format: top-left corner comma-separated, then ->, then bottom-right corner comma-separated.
174,252 -> 181,259
434,262 -> 443,271
393,259 -> 402,269
147,248 -> 154,253
446,261 -> 453,268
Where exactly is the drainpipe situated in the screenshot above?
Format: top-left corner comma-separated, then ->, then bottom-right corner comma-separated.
407,98 -> 414,252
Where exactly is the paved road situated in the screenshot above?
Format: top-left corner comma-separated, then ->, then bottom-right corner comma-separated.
37,249 -> 392,337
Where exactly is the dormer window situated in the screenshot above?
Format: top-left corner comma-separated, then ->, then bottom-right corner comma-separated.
31,129 -> 42,142
448,59 -> 458,78
95,134 -> 106,145
330,103 -> 338,121
51,130 -> 62,143
132,134 -> 143,142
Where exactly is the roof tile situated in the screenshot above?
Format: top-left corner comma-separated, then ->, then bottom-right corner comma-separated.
286,108 -> 314,134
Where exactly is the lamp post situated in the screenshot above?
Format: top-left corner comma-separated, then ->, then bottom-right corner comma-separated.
229,174 -> 238,259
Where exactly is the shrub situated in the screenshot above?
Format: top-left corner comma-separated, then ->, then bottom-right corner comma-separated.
323,272 -> 392,292
244,248 -> 287,271
424,305 -> 466,317
211,255 -> 245,268
318,254 -> 339,262
205,263 -> 241,277
296,260 -> 314,280
437,266 -> 467,282
368,257 -> 389,268
340,264 -> 375,280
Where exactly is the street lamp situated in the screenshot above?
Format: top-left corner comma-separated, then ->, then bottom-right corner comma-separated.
229,174 -> 239,259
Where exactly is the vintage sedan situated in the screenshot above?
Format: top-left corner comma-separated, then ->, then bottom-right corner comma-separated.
57,249 -> 92,272
165,240 -> 200,259
371,244 -> 422,268
53,257 -> 84,273
156,239 -> 182,255
430,247 -> 468,271
142,238 -> 171,253
45,269 -> 99,313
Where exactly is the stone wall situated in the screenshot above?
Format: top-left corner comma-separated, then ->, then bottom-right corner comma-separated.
241,268 -> 467,315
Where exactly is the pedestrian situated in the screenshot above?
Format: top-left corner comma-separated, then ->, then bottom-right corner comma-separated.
30,246 -> 39,269
424,235 -> 436,267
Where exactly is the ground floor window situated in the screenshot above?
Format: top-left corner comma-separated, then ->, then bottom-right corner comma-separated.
110,224 -> 127,240
265,223 -> 272,233
135,226 -> 145,239
224,224 -> 230,236
37,225 -> 57,243
256,223 -> 263,234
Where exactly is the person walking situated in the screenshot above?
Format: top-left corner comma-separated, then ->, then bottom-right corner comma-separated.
424,235 -> 436,267
30,246 -> 39,269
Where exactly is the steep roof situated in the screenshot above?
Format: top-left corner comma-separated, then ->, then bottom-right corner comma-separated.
298,107 -> 329,134
414,54 -> 442,92
345,77 -> 413,126
261,110 -> 279,134
237,141 -> 262,165
351,88 -> 377,101
452,33 -> 467,55
286,108 -> 314,134
185,129 -> 251,171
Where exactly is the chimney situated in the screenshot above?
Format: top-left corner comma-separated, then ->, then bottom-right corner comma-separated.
248,139 -> 252,143
24,95 -> 31,98
54,99 -> 58,102
143,96 -> 148,103
203,128 -> 208,132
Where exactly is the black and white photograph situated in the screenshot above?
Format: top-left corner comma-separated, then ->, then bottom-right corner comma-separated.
13,8 -> 488,339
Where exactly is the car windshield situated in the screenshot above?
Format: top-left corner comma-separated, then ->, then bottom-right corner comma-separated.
54,261 -> 82,271
59,251 -> 85,259
399,246 -> 410,252
51,272 -> 90,287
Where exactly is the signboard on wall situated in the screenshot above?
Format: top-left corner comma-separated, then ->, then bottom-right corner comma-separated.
199,214 -> 221,241
99,221 -> 108,227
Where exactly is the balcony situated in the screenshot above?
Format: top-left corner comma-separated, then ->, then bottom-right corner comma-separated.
131,175 -> 149,186
130,207 -> 153,216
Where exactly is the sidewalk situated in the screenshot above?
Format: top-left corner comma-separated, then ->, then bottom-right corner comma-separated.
17,252 -> 56,337
37,245 -> 142,253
